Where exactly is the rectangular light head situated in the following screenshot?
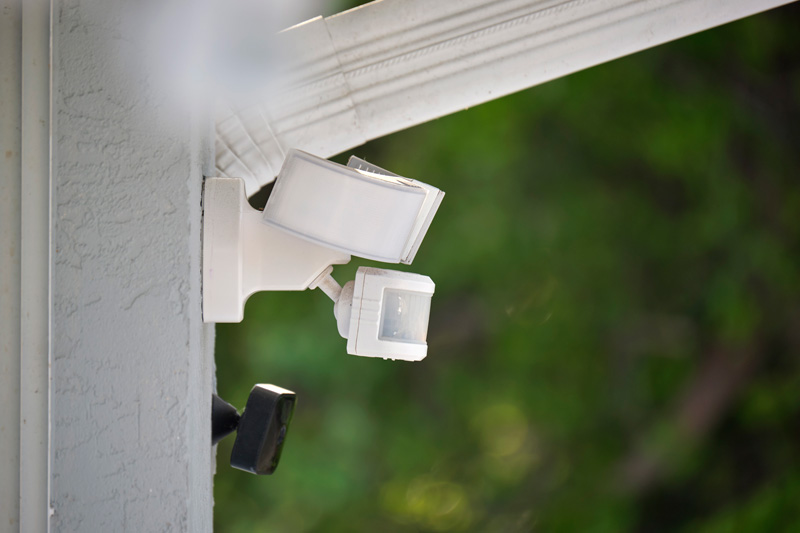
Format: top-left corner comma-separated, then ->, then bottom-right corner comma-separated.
263,150 -> 444,264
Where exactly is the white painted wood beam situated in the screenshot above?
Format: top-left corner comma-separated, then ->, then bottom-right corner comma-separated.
215,0 -> 797,196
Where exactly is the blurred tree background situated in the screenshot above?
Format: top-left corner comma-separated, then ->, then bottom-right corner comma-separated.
214,3 -> 800,531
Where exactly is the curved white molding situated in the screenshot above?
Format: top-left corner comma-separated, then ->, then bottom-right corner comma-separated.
215,0 -> 796,197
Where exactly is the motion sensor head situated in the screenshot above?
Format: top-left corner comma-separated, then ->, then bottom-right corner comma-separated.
334,267 -> 435,361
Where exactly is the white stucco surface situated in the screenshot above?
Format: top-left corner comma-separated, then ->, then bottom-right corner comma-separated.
50,1 -> 214,530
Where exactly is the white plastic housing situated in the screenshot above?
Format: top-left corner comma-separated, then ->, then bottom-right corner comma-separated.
339,267 -> 435,361
262,149 -> 444,264
202,177 -> 350,322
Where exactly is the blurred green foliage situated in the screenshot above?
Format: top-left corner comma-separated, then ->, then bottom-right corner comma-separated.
214,4 -> 800,532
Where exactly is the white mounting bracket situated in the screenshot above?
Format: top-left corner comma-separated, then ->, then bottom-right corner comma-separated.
202,177 -> 350,323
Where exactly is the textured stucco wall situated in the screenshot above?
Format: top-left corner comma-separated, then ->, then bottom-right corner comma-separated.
51,1 -> 214,530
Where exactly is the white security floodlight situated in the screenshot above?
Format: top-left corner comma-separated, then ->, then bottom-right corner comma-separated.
263,151 -> 443,264
202,150 -> 443,361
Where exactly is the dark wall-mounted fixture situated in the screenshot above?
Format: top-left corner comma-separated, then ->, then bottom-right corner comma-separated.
212,384 -> 296,475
